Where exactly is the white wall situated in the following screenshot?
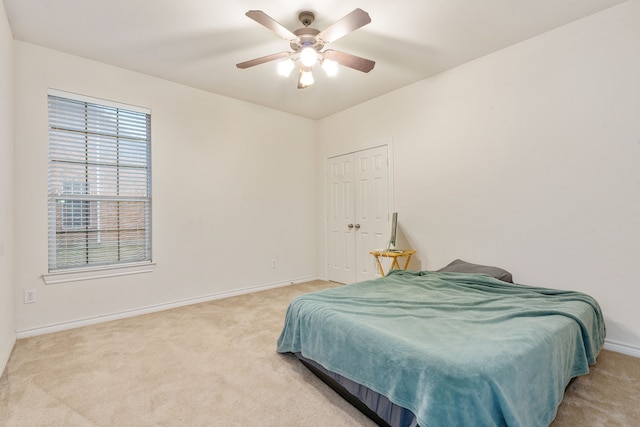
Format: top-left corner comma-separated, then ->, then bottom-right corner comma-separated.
0,0 -> 16,372
318,1 -> 640,351
13,42 -> 318,333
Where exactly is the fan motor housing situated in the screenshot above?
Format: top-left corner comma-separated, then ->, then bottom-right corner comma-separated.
291,27 -> 322,51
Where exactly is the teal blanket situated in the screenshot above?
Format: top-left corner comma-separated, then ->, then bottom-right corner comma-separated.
277,270 -> 605,427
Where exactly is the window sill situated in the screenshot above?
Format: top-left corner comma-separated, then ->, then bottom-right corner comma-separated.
42,262 -> 156,285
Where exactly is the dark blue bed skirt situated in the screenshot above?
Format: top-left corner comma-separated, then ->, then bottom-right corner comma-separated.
295,353 -> 419,427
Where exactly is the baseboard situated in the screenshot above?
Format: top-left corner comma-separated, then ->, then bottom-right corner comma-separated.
16,276 -> 318,339
603,339 -> 640,358
1,333 -> 16,378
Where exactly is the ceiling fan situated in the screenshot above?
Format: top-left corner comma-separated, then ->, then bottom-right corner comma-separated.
236,8 -> 375,89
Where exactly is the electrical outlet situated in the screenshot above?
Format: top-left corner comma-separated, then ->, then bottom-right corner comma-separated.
271,259 -> 277,269
24,289 -> 37,304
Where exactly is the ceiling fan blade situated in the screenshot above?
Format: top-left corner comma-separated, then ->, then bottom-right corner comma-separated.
323,50 -> 375,73
236,52 -> 291,69
245,10 -> 298,42
317,8 -> 371,44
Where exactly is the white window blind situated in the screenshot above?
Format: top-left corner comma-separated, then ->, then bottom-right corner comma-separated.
47,92 -> 152,271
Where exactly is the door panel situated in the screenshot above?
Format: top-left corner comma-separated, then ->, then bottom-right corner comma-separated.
327,154 -> 356,284
354,145 -> 389,282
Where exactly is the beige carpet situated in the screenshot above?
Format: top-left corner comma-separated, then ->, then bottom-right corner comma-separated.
1,280 -> 639,426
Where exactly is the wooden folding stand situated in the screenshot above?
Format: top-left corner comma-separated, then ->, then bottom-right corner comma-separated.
369,249 -> 416,276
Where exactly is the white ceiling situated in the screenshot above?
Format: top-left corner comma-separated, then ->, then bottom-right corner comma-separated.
3,0 -> 628,119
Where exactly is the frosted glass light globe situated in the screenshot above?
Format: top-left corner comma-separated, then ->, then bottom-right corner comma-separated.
300,47 -> 318,67
299,70 -> 314,86
277,59 -> 295,77
322,59 -> 338,77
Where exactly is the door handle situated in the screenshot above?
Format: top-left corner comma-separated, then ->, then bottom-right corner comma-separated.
347,224 -> 354,229
354,224 -> 361,230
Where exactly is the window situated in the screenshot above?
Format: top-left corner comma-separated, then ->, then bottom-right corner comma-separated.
47,91 -> 152,273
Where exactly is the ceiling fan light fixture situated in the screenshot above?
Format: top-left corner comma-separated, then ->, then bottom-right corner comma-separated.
299,69 -> 315,87
300,46 -> 318,67
277,58 -> 295,77
321,58 -> 338,77
238,9 -> 375,89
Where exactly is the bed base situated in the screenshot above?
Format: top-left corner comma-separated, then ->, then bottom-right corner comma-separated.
295,353 -> 418,427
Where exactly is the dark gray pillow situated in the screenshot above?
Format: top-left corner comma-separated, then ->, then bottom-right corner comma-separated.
437,259 -> 513,283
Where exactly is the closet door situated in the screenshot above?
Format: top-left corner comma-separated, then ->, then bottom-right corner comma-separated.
353,146 -> 390,282
327,145 -> 390,284
327,153 -> 356,284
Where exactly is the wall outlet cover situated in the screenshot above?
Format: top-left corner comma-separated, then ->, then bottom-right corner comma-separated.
24,289 -> 37,304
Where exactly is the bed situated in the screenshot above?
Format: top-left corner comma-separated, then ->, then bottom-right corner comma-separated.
276,262 -> 605,427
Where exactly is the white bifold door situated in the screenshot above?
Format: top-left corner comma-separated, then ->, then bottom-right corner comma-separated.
327,145 -> 391,284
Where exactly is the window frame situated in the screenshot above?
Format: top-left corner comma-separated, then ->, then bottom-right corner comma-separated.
43,89 -> 155,284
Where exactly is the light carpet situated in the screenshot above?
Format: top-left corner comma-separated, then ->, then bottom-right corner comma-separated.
1,280 -> 639,426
